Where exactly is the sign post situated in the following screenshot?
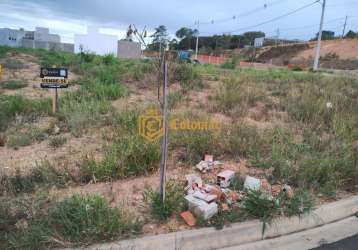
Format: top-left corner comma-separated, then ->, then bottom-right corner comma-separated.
40,68 -> 68,113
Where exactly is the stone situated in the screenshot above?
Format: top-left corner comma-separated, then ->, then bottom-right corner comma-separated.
244,176 -> 261,191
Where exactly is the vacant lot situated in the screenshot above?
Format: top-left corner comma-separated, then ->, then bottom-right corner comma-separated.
0,45 -> 357,249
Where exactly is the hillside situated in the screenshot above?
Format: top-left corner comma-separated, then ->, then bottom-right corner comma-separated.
254,39 -> 358,69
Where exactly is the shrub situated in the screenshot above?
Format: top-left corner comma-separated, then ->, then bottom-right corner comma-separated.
285,189 -> 315,217
143,180 -> 185,221
0,169 -> 35,195
172,63 -> 203,90
221,56 -> 239,69
30,160 -> 72,188
48,135 -> 67,148
6,125 -> 43,148
1,80 -> 28,90
244,190 -> 281,226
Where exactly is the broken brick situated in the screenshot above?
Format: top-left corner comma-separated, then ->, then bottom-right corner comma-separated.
180,211 -> 196,227
271,185 -> 282,197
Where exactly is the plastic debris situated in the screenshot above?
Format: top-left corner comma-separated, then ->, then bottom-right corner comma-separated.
244,176 -> 261,191
217,170 -> 235,188
180,211 -> 196,227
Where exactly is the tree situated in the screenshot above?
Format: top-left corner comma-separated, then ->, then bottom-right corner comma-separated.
169,38 -> 178,50
242,31 -> 265,45
148,25 -> 169,51
345,30 -> 358,38
313,30 -> 335,40
175,27 -> 198,50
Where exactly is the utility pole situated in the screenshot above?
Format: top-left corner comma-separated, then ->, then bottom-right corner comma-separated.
195,20 -> 199,60
313,0 -> 326,71
341,15 -> 348,39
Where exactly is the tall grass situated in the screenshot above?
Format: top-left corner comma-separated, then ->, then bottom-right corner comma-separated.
1,194 -> 141,249
0,95 -> 51,132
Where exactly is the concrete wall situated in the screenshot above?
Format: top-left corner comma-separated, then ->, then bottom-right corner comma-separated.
20,39 -> 74,53
0,28 -> 26,47
34,27 -> 60,43
74,28 -> 117,55
117,40 -> 141,59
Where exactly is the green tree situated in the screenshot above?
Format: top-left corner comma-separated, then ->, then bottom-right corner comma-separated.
148,25 -> 169,52
345,30 -> 357,38
175,27 -> 198,50
313,30 -> 335,40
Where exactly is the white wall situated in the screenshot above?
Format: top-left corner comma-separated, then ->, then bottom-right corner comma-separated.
74,27 -> 117,56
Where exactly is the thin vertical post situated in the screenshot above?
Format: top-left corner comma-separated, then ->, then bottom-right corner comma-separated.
342,15 -> 348,39
195,20 -> 199,60
159,60 -> 169,203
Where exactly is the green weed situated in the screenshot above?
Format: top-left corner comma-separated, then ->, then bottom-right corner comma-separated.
0,95 -> 51,132
1,80 -> 28,90
48,135 -> 67,148
143,180 -> 185,221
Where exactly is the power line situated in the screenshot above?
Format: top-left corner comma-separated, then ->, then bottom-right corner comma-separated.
197,0 -> 289,26
201,0 -> 320,36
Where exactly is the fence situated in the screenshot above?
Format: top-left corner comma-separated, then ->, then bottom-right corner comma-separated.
197,55 -> 228,65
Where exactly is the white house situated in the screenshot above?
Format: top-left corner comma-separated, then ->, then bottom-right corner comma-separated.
74,27 -> 118,55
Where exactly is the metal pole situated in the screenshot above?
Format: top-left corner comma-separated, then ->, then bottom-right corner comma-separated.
342,15 -> 348,39
159,60 -> 169,203
313,0 -> 326,71
195,20 -> 199,60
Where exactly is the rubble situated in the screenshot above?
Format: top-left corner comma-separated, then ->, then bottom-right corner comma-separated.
244,176 -> 261,191
193,190 -> 217,203
217,170 -> 235,188
195,155 -> 223,173
183,159 -> 295,224
185,174 -> 203,194
185,194 -> 218,220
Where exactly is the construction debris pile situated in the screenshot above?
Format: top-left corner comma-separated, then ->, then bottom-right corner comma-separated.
180,155 -> 294,227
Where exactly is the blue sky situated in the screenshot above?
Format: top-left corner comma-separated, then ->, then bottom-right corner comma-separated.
0,0 -> 357,43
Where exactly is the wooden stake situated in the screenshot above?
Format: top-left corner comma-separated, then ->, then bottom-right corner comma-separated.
52,88 -> 59,113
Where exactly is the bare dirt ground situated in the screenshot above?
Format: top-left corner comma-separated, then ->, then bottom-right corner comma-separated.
294,39 -> 358,60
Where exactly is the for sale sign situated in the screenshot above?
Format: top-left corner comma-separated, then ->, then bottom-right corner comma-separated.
40,68 -> 68,88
